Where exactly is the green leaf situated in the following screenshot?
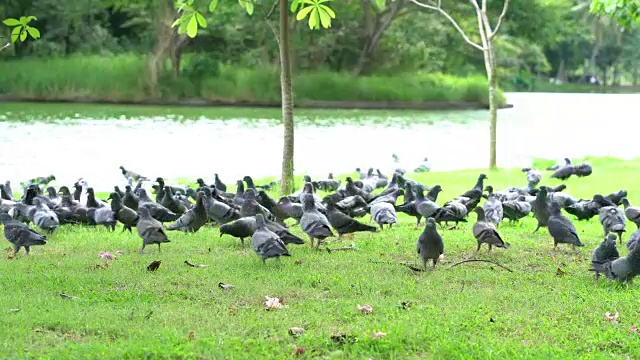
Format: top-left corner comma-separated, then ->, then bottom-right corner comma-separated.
171,17 -> 182,28
320,4 -> 336,19
26,26 -> 40,39
290,0 -> 301,12
26,16 -> 37,23
374,0 -> 386,10
318,7 -> 331,28
10,26 -> 21,43
309,7 -> 319,29
195,12 -> 207,28
296,5 -> 315,21
187,15 -> 198,37
20,29 -> 27,42
27,26 -> 40,39
245,2 -> 254,15
2,18 -> 20,26
209,0 -> 219,12
19,16 -> 27,25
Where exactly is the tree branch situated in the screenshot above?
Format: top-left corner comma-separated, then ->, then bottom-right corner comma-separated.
0,43 -> 10,52
265,0 -> 280,20
490,0 -> 509,39
408,0 -> 484,51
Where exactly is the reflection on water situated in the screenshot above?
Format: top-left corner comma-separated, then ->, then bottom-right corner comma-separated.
1,92 -> 638,191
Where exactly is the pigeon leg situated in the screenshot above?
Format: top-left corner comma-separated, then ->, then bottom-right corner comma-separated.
240,238 -> 245,247
157,243 -> 161,252
488,244 -> 492,253
24,246 -> 30,255
13,244 -> 19,256
309,236 -> 315,248
476,242 -> 481,252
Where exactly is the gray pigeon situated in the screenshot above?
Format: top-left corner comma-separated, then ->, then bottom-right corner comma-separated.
300,193 -> 334,248
548,201 -> 584,250
599,205 -> 626,243
417,218 -> 444,270
626,229 -> 640,253
0,213 -> 46,255
120,166 -> 148,183
240,189 -> 275,220
482,193 -> 503,226
502,196 -> 531,223
622,198 -> 640,229
370,202 -> 397,230
251,214 -> 290,263
32,198 -> 60,233
137,207 -> 170,252
138,189 -> 179,222
521,167 -> 542,186
220,217 -> 257,247
591,233 -> 619,280
202,187 -> 240,225
325,202 -> 376,237
276,196 -> 303,222
167,191 -> 208,233
88,207 -> 117,231
472,207 -> 509,252
123,185 -> 139,211
108,192 -> 139,233
602,241 -> 640,283
532,186 -> 551,232
214,173 -> 227,192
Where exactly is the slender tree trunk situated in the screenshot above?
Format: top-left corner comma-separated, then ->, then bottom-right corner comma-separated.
555,59 -> 565,82
590,21 -> 600,76
486,57 -> 498,170
279,0 -> 295,195
633,66 -> 638,86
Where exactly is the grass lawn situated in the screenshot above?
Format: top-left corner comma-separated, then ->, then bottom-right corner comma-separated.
2,157 -> 640,359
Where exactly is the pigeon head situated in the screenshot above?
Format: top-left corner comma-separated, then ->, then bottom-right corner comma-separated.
345,177 -> 354,184
484,185 -> 493,193
278,196 -> 292,205
156,177 -> 164,184
196,191 -> 204,204
58,186 -> 71,195
564,158 -> 571,164
108,192 -> 122,202
46,187 -> 57,197
196,178 -> 206,186
425,217 -> 436,228
255,214 -> 266,227
479,173 -> 488,181
32,198 -> 42,207
605,233 -> 618,245
538,186 -> 548,195
367,168 -> 374,176
201,187 -> 212,197
242,175 -> 253,183
119,166 -> 126,171
328,173 -> 334,179
48,175 -> 56,181
87,188 -> 95,195
125,185 -> 133,192
303,182 -> 315,194
303,175 -> 312,183
355,168 -> 361,172
621,198 -> 630,208
245,188 -> 257,200
473,207 -> 486,220
521,167 -> 531,173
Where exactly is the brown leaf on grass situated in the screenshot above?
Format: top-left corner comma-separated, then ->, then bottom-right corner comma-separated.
357,304 -> 373,314
289,327 -> 305,337
294,260 -> 303,265
555,267 -> 567,277
604,312 -> 619,324
186,330 -> 196,339
371,331 -> 386,339
292,345 -> 306,355
229,307 -> 236,315
7,254 -> 13,260
147,260 -> 161,271
629,326 -> 639,334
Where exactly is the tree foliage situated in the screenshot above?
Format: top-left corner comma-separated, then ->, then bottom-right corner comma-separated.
591,0 -> 640,28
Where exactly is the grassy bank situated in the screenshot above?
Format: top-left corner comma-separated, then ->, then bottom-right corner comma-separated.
0,54 -> 505,107
2,157 -> 640,358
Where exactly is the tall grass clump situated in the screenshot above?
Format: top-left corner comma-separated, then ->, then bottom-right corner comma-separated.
0,54 -> 504,106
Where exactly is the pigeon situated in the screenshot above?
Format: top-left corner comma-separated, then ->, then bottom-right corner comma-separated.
86,188 -> 107,208
108,192 -> 139,233
120,166 -> 148,183
137,189 -> 179,223
599,205 -> 626,242
621,198 -> 640,229
123,185 -> 139,211
626,229 -> 640,253
344,177 -> 375,202
32,198 -> 60,233
564,194 -> 611,221
482,193 -> 503,226
137,207 -> 170,252
369,188 -> 404,207
45,186 -> 62,207
521,167 -> 542,187
256,190 -> 288,224
167,191 -> 208,233
233,180 -> 246,207
298,183 -> 326,213
242,176 -> 257,190
29,175 -> 56,186
605,190 -> 628,206
220,217 -> 257,246
547,191 -> 577,208
591,234 -> 619,280
458,173 -> 488,209
325,202 -> 376,237
300,193 -> 334,248
502,196 -> 531,223
87,207 -> 117,231
548,201 -> 584,250
0,183 -> 13,201
547,158 -> 571,171
202,187 -> 240,225
251,214 -> 290,263
160,186 -> 187,215
550,164 -> 575,181
414,157 -> 431,173
532,186 -> 551,232
0,213 -> 47,255
472,207 -> 509,252
276,196 -> 303,222
147,260 -> 162,271
214,173 -> 227,192
417,218 -> 444,270
370,202 -> 397,230
574,163 -> 592,177
602,242 -> 640,283
240,189 -> 274,220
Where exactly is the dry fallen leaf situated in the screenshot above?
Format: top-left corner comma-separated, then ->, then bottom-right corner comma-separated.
629,326 -> 639,334
294,260 -> 303,265
292,345 -> 305,355
371,331 -> 386,339
604,312 -> 619,324
99,252 -> 116,260
7,254 -> 14,260
265,296 -> 283,311
357,304 -> 373,314
8,308 -> 21,313
186,330 -> 196,339
116,250 -> 124,255
229,307 -> 236,315
147,260 -> 161,271
555,267 -> 566,277
289,327 -> 305,337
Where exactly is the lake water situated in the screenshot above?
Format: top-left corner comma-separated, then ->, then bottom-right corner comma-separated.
1,92 -> 638,191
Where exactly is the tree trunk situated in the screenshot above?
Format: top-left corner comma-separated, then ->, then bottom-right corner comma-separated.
555,59 -> 565,82
633,66 -> 638,86
589,21 -> 600,76
279,0 -> 295,195
483,45 -> 498,170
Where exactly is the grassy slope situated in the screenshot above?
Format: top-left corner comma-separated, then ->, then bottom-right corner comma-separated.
2,157 -> 640,359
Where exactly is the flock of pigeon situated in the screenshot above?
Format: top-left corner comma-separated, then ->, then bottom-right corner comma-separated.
1,159 -> 639,284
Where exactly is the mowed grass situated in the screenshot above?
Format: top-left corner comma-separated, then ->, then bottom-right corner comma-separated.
2,157 -> 640,359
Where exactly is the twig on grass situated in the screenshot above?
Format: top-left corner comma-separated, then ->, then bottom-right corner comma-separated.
448,259 -> 513,272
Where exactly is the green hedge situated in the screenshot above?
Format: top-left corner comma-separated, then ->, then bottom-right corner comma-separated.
0,54 -> 505,106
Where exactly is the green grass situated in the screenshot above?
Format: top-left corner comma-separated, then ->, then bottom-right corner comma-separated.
0,54 -> 505,107
2,156 -> 640,359
0,101 -> 487,126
